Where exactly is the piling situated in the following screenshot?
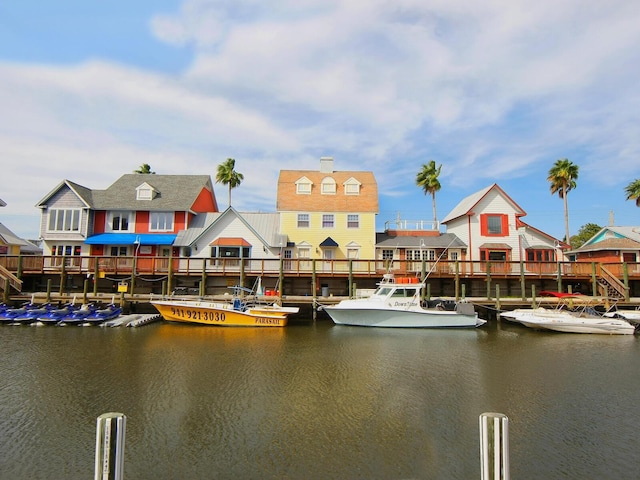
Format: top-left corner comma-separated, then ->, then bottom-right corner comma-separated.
479,412 -> 509,480
95,412 -> 126,480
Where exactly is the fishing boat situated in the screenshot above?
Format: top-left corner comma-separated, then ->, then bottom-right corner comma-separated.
150,287 -> 299,327
500,297 -> 638,335
321,274 -> 484,328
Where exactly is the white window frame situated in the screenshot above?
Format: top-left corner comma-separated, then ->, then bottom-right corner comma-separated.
321,177 -> 336,195
322,214 -> 335,228
344,177 -> 361,195
347,214 -> 359,228
47,209 -> 81,232
295,177 -> 313,194
107,211 -> 133,232
297,213 -> 310,228
149,212 -> 174,232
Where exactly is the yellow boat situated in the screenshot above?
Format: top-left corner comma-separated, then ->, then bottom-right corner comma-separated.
150,298 -> 299,327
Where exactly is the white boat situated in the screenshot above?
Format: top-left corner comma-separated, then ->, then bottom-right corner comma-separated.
500,300 -> 637,335
603,308 -> 640,322
322,274 -> 484,328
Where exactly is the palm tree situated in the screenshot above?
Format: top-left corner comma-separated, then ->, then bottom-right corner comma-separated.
216,158 -> 244,207
134,163 -> 155,174
547,158 -> 579,245
416,160 -> 442,229
624,179 -> 640,207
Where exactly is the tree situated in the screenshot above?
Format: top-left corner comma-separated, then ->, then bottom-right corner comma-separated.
624,179 -> 640,207
416,160 -> 442,229
216,158 -> 244,207
547,158 -> 579,245
134,164 -> 155,174
570,223 -> 602,249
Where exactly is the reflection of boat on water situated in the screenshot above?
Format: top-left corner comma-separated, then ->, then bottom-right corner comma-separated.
151,287 -> 299,327
322,274 -> 484,328
500,296 -> 638,335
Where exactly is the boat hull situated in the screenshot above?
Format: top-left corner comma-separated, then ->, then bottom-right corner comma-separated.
324,306 -> 483,328
501,309 -> 636,335
151,300 -> 296,327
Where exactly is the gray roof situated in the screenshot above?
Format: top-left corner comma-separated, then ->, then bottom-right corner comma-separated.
92,174 -> 214,211
0,222 -> 42,253
36,175 -> 215,211
570,226 -> 640,253
174,208 -> 284,247
376,232 -> 467,249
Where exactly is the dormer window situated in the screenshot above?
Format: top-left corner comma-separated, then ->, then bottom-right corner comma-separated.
321,177 -> 336,195
136,182 -> 157,201
344,177 -> 361,195
295,176 -> 312,195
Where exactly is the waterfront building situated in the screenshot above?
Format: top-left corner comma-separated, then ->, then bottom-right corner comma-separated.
568,226 -> 640,264
442,183 -> 566,269
35,175 -> 218,265
276,156 -> 378,263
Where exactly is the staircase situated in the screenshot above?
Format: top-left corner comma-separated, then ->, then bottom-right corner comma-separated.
0,264 -> 22,293
597,265 -> 627,300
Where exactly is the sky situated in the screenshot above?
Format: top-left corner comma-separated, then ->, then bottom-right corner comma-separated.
1,0 -> 639,242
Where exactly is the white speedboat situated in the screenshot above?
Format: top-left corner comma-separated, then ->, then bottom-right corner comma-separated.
500,302 -> 637,335
322,274 -> 484,328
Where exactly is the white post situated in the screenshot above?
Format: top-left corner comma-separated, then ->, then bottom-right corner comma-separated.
95,412 -> 126,480
479,412 -> 509,480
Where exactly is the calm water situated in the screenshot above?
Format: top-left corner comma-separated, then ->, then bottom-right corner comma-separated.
1,318 -> 639,479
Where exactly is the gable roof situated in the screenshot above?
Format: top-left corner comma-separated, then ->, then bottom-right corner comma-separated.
277,169 -> 378,212
572,226 -> 640,253
92,174 -> 214,211
441,183 -> 525,224
36,175 -> 215,212
0,222 -> 42,253
174,207 -> 285,248
35,180 -> 94,208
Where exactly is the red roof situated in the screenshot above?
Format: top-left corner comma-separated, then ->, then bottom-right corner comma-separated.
210,237 -> 252,247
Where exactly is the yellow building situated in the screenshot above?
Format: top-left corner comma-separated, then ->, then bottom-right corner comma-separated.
276,157 -> 378,262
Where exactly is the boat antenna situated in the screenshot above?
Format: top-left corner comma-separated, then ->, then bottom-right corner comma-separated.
419,236 -> 458,283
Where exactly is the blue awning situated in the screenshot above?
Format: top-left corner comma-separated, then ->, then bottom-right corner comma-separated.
85,233 -> 177,245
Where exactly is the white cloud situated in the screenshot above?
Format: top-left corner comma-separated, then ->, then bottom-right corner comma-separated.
2,0 -> 640,239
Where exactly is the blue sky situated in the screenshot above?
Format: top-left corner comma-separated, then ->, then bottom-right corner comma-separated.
1,0 -> 639,241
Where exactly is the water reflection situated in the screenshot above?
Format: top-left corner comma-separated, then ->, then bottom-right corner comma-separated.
0,321 -> 639,479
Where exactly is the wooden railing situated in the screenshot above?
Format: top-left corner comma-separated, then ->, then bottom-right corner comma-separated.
0,255 -> 639,281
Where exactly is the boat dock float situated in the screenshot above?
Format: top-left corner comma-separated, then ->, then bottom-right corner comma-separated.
101,314 -> 162,328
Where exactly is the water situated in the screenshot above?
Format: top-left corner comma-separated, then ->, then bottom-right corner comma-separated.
1,319 -> 639,479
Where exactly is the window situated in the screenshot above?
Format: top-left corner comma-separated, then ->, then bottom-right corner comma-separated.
110,246 -> 128,256
407,249 -> 435,261
480,214 -> 509,236
347,214 -> 359,228
347,248 -> 360,259
298,247 -> 311,259
48,209 -> 81,232
136,182 -> 156,200
295,177 -> 312,194
382,249 -> 394,260
297,214 -> 310,228
321,177 -> 336,194
344,178 -> 361,195
449,251 -> 459,261
109,211 -> 131,231
150,212 -> 174,231
322,214 -> 334,228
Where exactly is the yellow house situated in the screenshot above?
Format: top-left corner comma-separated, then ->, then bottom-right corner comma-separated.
276,157 -> 378,262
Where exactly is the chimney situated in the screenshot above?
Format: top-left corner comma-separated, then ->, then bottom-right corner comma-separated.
320,156 -> 334,173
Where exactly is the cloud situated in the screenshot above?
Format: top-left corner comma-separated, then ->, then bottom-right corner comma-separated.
2,0 -> 640,239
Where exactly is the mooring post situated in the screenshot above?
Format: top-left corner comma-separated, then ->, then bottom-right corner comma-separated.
95,412 -> 126,480
479,412 -> 509,480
